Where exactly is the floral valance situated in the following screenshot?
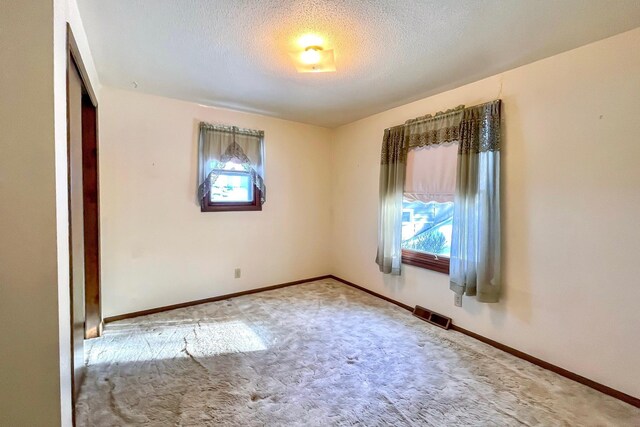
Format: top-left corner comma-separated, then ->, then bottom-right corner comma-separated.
405,105 -> 464,151
380,100 -> 502,164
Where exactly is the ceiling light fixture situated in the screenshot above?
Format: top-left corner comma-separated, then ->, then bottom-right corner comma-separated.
300,46 -> 323,65
289,35 -> 336,73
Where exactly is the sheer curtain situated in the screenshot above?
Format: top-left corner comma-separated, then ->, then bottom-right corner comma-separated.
449,100 -> 502,302
197,123 -> 266,204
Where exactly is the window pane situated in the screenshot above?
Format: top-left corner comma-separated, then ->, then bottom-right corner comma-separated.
401,199 -> 453,257
222,161 -> 247,171
211,172 -> 253,202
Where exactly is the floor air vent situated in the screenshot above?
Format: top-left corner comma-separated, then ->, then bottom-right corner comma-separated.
413,305 -> 451,330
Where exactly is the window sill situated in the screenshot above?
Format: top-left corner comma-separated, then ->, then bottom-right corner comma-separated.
401,249 -> 450,274
201,188 -> 262,212
201,203 -> 262,212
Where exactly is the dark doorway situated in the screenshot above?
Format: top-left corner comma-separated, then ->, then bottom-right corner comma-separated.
81,89 -> 101,340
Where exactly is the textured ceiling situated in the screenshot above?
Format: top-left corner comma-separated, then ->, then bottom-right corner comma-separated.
78,0 -> 640,127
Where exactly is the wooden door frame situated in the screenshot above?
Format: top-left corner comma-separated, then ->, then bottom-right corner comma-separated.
66,24 -> 101,411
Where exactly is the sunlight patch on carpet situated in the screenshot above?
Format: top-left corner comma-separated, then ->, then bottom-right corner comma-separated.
87,320 -> 267,365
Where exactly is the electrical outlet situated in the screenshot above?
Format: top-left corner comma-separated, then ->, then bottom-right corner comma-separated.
234,268 -> 241,279
454,293 -> 462,307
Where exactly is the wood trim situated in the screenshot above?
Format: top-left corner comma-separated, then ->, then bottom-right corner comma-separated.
104,275 -> 332,323
329,275 -> 414,311
450,324 -> 640,408
329,275 -> 640,408
402,249 -> 449,274
201,186 -> 262,212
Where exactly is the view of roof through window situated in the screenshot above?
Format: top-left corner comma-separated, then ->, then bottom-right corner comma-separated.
401,200 -> 453,257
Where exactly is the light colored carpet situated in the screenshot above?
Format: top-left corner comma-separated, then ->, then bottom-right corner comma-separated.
77,279 -> 639,426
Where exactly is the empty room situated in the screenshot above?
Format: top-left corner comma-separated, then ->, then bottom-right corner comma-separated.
2,0 -> 640,425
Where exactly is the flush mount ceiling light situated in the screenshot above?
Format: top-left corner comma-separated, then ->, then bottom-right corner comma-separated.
289,35 -> 336,73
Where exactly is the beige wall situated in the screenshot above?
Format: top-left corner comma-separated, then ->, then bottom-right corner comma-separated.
330,28 -> 640,397
99,88 -> 332,317
1,0 -> 100,425
0,2 -> 61,424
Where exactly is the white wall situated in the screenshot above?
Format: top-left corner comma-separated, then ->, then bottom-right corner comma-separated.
99,88 -> 332,317
1,0 -> 100,425
330,28 -> 640,398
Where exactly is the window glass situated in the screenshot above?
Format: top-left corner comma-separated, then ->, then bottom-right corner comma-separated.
402,143 -> 457,257
401,200 -> 453,256
210,172 -> 253,202
210,162 -> 253,203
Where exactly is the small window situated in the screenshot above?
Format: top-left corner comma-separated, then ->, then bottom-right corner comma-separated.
197,123 -> 265,212
201,161 -> 262,212
401,143 -> 457,273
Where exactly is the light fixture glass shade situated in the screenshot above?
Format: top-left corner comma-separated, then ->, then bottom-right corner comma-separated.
301,48 -> 322,65
289,49 -> 336,73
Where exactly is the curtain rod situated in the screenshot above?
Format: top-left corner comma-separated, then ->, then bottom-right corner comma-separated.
384,99 -> 500,132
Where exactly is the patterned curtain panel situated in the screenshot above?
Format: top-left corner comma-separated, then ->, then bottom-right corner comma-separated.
197,123 -> 266,204
376,100 -> 502,302
376,126 -> 406,275
450,100 -> 502,302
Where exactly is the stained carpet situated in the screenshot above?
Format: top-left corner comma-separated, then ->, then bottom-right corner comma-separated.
77,279 -> 639,426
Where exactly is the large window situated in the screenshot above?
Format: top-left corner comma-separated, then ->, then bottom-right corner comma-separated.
401,143 -> 457,273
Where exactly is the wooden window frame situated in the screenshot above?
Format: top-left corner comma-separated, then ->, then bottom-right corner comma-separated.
402,249 -> 450,274
201,188 -> 262,211
200,170 -> 262,212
